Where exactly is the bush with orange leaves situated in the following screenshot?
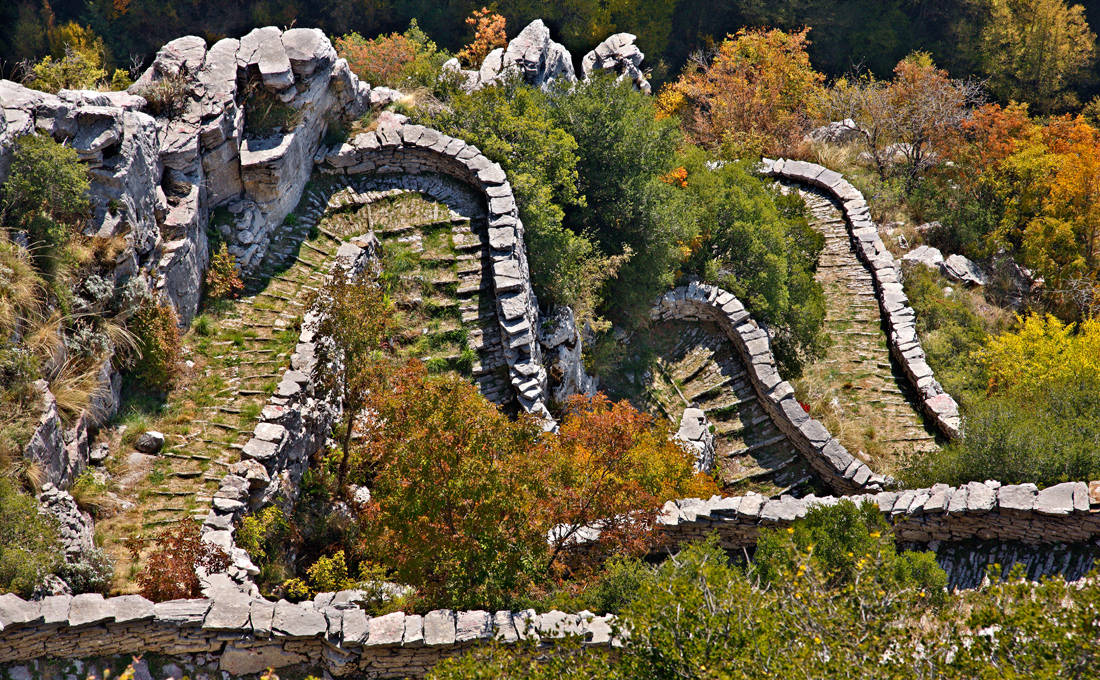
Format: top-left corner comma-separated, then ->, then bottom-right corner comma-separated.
133,521 -> 229,601
345,362 -> 717,609
334,21 -> 447,90
457,8 -> 506,68
657,27 -> 824,157
545,394 -> 719,578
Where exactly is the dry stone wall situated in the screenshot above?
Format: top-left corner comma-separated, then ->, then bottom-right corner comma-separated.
6,480 -> 1100,675
759,159 -> 962,438
317,120 -> 551,419
0,593 -> 617,677
652,282 -> 887,494
200,235 -> 379,587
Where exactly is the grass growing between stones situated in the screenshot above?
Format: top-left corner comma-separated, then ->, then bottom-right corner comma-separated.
596,321 -> 822,498
788,187 -> 941,476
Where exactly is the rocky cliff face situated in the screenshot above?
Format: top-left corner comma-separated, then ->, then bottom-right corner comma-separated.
127,26 -> 373,319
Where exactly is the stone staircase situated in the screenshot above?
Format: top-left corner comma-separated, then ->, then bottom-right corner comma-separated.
609,321 -> 820,497
792,187 -> 939,468
100,173 -> 513,583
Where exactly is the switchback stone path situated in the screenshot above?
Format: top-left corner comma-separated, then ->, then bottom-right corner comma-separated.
101,173 -> 509,586
605,321 -> 822,497
788,185 -> 939,470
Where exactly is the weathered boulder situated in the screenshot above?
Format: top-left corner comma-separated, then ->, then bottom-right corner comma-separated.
135,431 -> 166,454
941,253 -> 988,286
477,20 -> 575,90
675,408 -> 716,473
807,119 -> 862,145
581,33 -> 651,93
902,244 -> 944,270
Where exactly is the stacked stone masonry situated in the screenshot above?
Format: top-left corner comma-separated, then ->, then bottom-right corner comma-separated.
759,159 -> 962,438
652,282 -> 887,495
316,121 -> 551,419
6,480 -> 1100,675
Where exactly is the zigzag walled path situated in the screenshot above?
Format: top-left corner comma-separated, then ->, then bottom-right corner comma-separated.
787,184 -> 939,466
2,21 -> 1093,675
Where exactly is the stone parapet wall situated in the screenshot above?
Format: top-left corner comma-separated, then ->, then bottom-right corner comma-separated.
4,480 -> 1100,675
759,159 -> 961,438
317,122 -> 550,419
0,593 -> 616,677
652,282 -> 886,494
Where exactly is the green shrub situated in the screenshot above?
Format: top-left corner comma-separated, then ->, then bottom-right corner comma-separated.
57,547 -> 113,594
431,502 -> 948,679
904,373 -> 1100,488
0,479 -> 63,597
126,297 -> 182,392
902,264 -> 996,400
25,50 -> 107,93
0,133 -> 90,259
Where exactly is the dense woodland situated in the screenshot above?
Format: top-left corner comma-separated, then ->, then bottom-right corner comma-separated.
3,1 -> 1100,676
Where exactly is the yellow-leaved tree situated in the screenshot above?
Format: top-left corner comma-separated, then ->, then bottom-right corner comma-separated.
977,313 -> 1100,395
980,0 -> 1096,112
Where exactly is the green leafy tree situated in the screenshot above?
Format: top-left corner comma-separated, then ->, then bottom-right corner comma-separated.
980,0 -> 1096,112
309,264 -> 395,489
424,80 -> 616,326
0,479 -> 63,597
681,152 -> 827,373
551,74 -> 694,322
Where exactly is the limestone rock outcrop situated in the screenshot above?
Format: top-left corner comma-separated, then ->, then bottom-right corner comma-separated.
454,20 -> 651,94
581,33 -> 651,94
537,306 -> 597,405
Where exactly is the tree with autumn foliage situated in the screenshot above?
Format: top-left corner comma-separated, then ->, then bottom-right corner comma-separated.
134,521 -> 230,601
347,361 -> 549,609
656,27 -> 825,157
334,21 -> 449,90
979,0 -> 1096,113
309,264 -> 395,489
457,8 -> 506,67
345,362 -> 716,609
824,52 -> 982,192
929,106 -> 1100,317
545,394 -> 718,577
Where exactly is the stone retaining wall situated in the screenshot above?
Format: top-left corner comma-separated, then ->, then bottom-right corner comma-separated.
652,282 -> 886,494
658,480 -> 1100,549
0,593 -> 616,677
759,159 -> 961,438
200,236 -> 378,587
6,479 -> 1100,675
317,122 -> 550,419
204,122 -> 554,585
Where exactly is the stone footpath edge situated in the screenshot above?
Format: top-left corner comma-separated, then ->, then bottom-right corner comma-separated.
760,158 -> 962,439
653,282 -> 886,495
5,479 -> 1100,673
317,123 -> 551,420
199,236 -> 380,586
